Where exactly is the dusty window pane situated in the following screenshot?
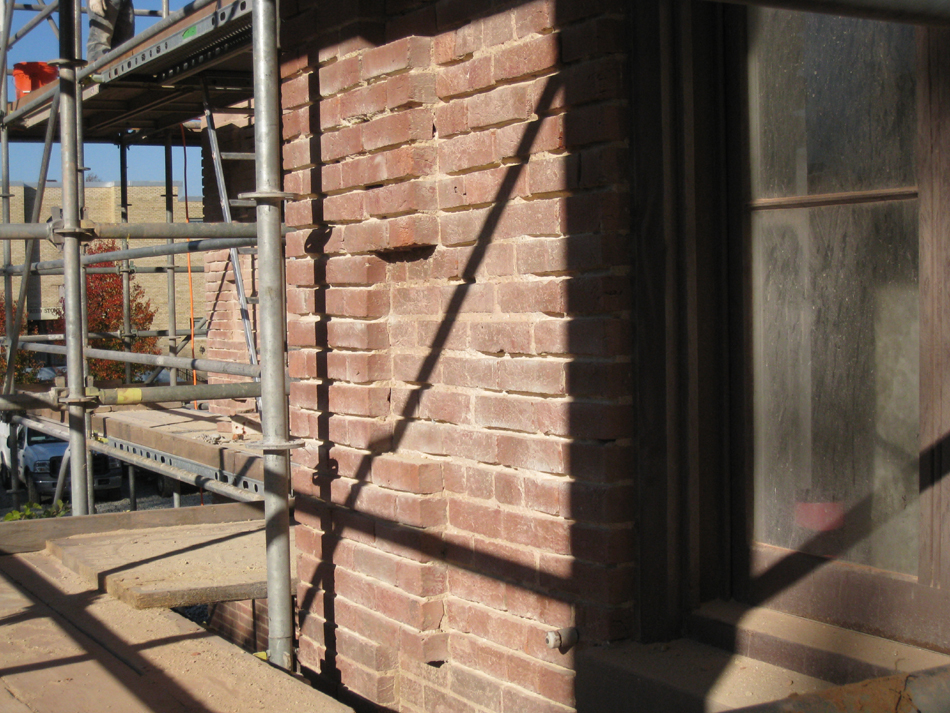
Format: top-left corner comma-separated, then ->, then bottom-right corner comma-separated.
751,202 -> 919,574
747,9 -> 916,200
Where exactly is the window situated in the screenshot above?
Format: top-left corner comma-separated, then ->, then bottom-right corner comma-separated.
726,6 -> 950,647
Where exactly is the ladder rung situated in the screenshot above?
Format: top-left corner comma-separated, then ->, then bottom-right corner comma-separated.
246,295 -> 259,304
229,199 -> 256,208
237,247 -> 258,255
221,152 -> 256,161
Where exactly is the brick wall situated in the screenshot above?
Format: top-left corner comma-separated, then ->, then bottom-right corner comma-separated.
208,598 -> 270,654
207,0 -> 634,710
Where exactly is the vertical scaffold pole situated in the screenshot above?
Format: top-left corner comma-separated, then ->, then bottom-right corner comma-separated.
164,135 -> 178,387
119,136 -> 135,510
59,0 -> 89,515
1,0 -> 16,509
252,0 -> 294,671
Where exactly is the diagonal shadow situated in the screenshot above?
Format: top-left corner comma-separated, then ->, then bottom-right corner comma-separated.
300,75 -> 566,690
0,559 -> 213,712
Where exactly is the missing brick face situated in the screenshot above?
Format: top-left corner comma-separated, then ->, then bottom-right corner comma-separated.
376,244 -> 436,262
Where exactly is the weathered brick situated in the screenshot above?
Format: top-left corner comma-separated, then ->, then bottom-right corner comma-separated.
319,55 -> 361,96
326,351 -> 392,382
362,37 -> 432,81
467,85 -> 533,130
436,56 -> 493,99
439,131 -> 496,174
493,34 -> 559,83
325,255 -> 387,285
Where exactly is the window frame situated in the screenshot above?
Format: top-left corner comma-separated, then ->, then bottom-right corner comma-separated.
632,0 -> 950,651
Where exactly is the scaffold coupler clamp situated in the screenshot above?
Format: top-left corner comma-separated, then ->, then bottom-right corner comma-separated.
237,191 -> 299,205
48,220 -> 97,246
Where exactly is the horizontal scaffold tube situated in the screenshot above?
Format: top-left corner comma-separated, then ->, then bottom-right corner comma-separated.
18,328 -> 209,341
94,381 -> 263,405
0,221 -> 260,242
2,236 -> 257,275
11,415 -> 263,503
22,343 -> 261,378
0,393 -> 60,411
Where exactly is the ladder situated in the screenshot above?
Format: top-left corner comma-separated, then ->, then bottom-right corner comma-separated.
201,79 -> 260,411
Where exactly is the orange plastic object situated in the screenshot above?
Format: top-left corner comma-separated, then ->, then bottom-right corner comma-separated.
12,62 -> 58,100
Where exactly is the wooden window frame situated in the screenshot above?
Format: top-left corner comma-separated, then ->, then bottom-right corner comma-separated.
632,0 -> 950,651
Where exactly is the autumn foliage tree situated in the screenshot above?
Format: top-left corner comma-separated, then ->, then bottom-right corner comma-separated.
54,239 -> 158,381
0,297 -> 45,384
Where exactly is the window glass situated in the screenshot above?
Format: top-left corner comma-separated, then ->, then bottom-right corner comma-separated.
748,9 -> 919,575
748,9 -> 916,200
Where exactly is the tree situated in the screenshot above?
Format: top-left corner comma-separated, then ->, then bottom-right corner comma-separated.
0,297 -> 45,384
54,239 -> 158,381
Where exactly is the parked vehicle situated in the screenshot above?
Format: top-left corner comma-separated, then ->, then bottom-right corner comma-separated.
0,422 -> 122,503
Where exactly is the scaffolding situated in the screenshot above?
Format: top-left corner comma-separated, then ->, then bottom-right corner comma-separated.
0,0 -> 295,669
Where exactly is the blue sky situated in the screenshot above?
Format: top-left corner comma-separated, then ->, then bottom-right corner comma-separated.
6,1 -> 203,196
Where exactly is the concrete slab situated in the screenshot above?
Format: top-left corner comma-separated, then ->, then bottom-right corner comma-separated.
576,638 -> 832,713
0,551 -> 352,713
46,520 -> 297,609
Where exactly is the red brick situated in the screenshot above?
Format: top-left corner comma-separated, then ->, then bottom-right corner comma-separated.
439,130 -> 496,174
326,320 -> 389,350
560,16 -> 627,63
287,318 -> 324,347
328,415 -> 395,451
395,492 -> 447,528
325,255 -> 387,285
436,56 -> 493,99
285,198 -> 323,227
494,34 -> 559,83
497,434 -> 567,474
364,180 -> 438,217
397,559 -> 447,597
468,85 -> 533,130
320,95 -> 342,130
288,348 -> 318,379
468,320 -> 532,354
319,56 -> 360,96
282,136 -> 318,171
321,125 -> 363,162
448,498 -> 501,538
323,191 -> 365,223
373,456 -> 442,493
494,113 -> 564,158
564,103 -> 627,148
329,383 -> 392,417
362,37 -> 432,81
325,286 -> 390,318
339,82 -> 389,121
337,657 -> 396,706
449,664 -> 504,711
387,71 -> 438,108
481,11 -> 515,47
448,568 -> 506,609
388,213 -> 439,250
434,100 -> 469,137
514,0 -> 555,38
336,627 -> 398,671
